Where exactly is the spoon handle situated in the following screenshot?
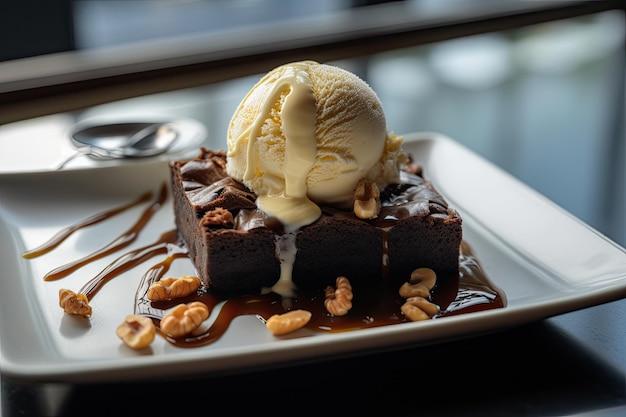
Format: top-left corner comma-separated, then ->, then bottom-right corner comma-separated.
54,146 -> 114,170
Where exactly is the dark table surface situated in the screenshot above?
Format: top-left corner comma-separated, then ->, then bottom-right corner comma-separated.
2,1 -> 625,416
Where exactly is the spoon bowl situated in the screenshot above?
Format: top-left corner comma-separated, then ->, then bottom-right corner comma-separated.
112,123 -> 178,158
55,122 -> 179,169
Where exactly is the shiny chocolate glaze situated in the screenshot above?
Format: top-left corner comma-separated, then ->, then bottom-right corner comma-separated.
177,150 -> 454,232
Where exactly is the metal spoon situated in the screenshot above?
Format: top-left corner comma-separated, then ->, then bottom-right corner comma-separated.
55,122 -> 179,170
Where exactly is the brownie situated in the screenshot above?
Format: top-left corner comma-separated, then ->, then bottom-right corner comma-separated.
169,148 -> 462,295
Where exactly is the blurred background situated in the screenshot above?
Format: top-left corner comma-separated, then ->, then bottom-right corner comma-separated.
1,0 -> 624,246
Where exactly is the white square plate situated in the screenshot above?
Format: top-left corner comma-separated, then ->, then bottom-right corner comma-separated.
1,132 -> 624,383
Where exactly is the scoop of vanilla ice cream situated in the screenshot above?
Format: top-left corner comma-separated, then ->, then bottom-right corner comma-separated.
227,60 -> 404,230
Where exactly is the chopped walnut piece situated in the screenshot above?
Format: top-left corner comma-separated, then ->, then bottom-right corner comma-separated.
353,178 -> 381,219
58,288 -> 92,317
147,275 -> 201,301
116,315 -> 156,349
160,301 -> 210,338
202,207 -> 233,228
401,297 -> 439,321
266,310 -> 312,336
324,276 -> 353,316
398,268 -> 437,299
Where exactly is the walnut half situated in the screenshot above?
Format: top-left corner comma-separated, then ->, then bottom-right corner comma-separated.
324,276 -> 353,316
147,275 -> 201,301
160,301 -> 210,338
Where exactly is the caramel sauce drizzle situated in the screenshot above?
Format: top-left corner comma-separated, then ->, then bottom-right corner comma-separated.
41,183 -> 168,281
79,230 -> 183,301
22,191 -> 153,259
24,186 -> 506,349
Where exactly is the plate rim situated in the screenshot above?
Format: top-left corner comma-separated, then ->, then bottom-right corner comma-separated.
0,116 -> 207,176
1,132 -> 625,383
